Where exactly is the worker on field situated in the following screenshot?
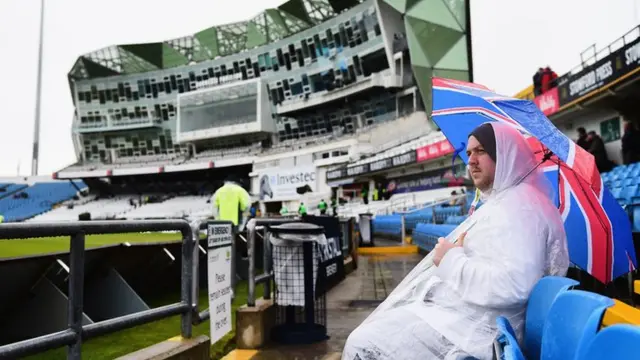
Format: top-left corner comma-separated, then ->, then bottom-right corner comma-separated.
318,199 -> 328,215
280,205 -> 288,216
298,202 -> 307,216
211,175 -> 250,231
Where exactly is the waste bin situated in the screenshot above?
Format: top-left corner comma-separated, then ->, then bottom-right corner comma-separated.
267,222 -> 328,344
358,213 -> 374,247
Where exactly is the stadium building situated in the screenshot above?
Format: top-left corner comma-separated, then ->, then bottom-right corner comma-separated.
0,0 -> 473,222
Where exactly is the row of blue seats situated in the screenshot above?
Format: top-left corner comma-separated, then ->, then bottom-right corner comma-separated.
496,276 -> 638,360
610,184 -> 639,206
0,181 -> 85,222
373,212 -> 468,238
0,183 -> 28,198
412,223 -> 457,250
372,214 -> 403,237
603,164 -> 640,232
602,162 -> 640,182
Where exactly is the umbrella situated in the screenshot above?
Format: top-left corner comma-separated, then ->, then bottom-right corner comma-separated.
431,77 -> 636,283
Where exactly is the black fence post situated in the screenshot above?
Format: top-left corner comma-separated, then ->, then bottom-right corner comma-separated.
67,231 -> 85,360
180,227 -> 193,338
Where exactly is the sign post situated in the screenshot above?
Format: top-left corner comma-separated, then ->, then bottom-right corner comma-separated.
207,223 -> 233,345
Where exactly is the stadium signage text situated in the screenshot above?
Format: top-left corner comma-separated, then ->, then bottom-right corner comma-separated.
369,158 -> 392,172
257,166 -> 317,201
326,150 -> 421,181
387,164 -> 466,194
568,60 -> 613,97
277,171 -> 315,186
207,223 -> 233,344
193,73 -> 243,90
327,169 -> 346,180
534,87 -> 560,116
416,140 -> 454,163
303,216 -> 346,290
392,152 -> 416,167
346,164 -> 369,176
557,36 -> 640,107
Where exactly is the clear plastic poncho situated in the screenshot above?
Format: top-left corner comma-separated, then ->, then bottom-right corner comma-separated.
342,123 -> 570,360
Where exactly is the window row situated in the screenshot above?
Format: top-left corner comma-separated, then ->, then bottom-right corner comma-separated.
74,7 -> 381,107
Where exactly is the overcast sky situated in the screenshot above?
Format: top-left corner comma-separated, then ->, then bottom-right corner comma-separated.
0,0 -> 638,176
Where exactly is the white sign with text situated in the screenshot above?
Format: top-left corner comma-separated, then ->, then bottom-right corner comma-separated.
207,223 -> 233,345
257,165 -> 317,201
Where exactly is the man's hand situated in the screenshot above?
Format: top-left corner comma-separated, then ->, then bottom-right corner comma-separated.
433,232 -> 466,266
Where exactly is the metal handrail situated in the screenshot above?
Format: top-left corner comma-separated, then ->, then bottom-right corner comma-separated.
563,25 -> 640,79
0,220 -> 194,360
394,194 -> 467,215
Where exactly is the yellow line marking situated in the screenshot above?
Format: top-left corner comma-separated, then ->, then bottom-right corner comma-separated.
358,245 -> 418,255
220,349 -> 259,360
167,336 -> 183,342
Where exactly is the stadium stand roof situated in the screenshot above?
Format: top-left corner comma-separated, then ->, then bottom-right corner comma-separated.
68,0 -> 364,80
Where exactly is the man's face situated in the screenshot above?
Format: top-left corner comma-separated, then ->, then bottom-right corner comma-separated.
467,135 -> 496,192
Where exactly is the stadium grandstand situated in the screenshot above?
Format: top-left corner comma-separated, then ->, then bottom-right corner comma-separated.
0,0 -> 473,224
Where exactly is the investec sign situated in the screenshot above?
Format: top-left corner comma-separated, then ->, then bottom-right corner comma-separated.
259,165 -> 317,201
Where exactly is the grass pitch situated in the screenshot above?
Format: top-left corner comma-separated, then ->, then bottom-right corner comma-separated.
0,232 -> 185,258
0,231 -> 257,359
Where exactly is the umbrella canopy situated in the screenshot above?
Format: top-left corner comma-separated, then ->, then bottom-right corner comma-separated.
431,77 -> 636,283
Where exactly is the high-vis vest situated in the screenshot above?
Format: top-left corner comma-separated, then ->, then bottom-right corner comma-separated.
212,182 -> 250,226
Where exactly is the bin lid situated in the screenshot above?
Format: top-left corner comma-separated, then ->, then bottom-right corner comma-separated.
268,222 -> 325,236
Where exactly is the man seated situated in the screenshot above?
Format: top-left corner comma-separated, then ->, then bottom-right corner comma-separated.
342,122 -> 569,360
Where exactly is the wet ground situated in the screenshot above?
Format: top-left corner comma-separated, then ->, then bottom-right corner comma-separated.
224,253 -> 422,359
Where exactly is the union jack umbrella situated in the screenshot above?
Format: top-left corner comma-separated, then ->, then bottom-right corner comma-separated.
431,77 -> 636,283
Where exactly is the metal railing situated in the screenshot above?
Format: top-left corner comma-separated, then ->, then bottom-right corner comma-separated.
0,220 -> 194,360
567,25 -> 640,78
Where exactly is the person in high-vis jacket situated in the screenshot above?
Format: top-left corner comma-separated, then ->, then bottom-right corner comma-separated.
211,177 -> 251,230
317,199 -> 327,215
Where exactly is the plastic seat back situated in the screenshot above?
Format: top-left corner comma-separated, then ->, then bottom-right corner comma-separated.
524,276 -> 579,360
576,324 -> 640,360
495,316 -> 525,360
540,290 -> 614,360
633,206 -> 640,232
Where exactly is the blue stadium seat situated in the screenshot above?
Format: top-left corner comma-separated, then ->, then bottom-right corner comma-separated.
576,324 -> 640,360
372,214 -> 402,237
0,181 -> 85,222
433,205 -> 462,223
524,276 -> 579,360
444,215 -> 467,225
495,316 -> 526,360
404,208 -> 433,231
540,290 -> 614,360
412,223 -> 456,252
611,187 -> 623,200
633,206 -> 640,232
